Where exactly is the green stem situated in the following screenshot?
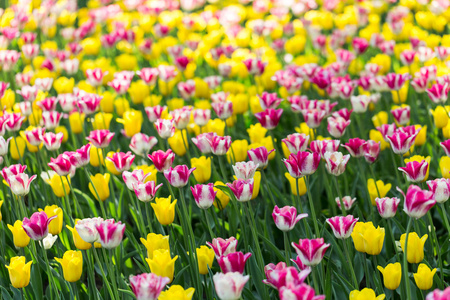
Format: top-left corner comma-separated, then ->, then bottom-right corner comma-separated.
283,231 -> 290,265
306,176 -> 320,238
296,178 -> 311,238
202,209 -> 215,239
332,175 -> 347,216
92,247 -> 115,300
343,239 -> 359,289
427,212 -> 444,288
403,218 -> 413,300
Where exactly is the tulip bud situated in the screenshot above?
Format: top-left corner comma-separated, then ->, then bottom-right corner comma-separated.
291,238 -> 330,266
5,256 -> 32,288
272,205 -> 308,232
326,215 -> 359,239
190,183 -> 216,209
129,273 -> 171,300
377,263 -> 401,290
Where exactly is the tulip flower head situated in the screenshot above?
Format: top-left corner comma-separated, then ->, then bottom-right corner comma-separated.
375,197 -> 401,219
55,251 -> 83,282
151,196 -> 177,225
397,185 -> 436,219
164,165 -> 195,188
323,151 -> 350,176
279,283 -> 325,300
291,238 -> 330,266
414,264 -> 437,290
207,237 -> 238,259
130,133 -> 157,157
335,196 -> 357,211
351,222 -> 385,255
248,146 -> 275,169
155,118 -> 175,139
95,219 -> 126,249
209,135 -> 232,156
148,149 -> 175,172
86,129 -> 115,148
400,232 -> 428,264
386,130 -> 418,155
272,205 -> 308,232
22,211 -> 57,241
427,178 -> 450,203
227,179 -> 254,202
377,263 -> 402,290
190,183 -> 216,209
426,287 -> 450,300
398,160 -> 428,182
134,181 -> 163,202
255,108 -> 283,130
213,272 -> 249,300
106,151 -> 135,173
326,215 -> 359,239
5,256 -> 32,289
233,161 -> 259,180
129,273 -> 171,300
263,262 -> 311,290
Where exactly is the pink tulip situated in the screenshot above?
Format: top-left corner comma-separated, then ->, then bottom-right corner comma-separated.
301,109 -> 326,129
192,132 -> 215,154
0,136 -> 11,156
157,65 -> 178,82
42,132 -> 64,151
190,183 -> 217,209
342,138 -> 367,158
397,185 -> 436,219
192,109 -> 211,126
145,105 -> 166,123
164,165 -> 195,188
212,101 -> 233,120
283,151 -> 320,178
391,106 -> 410,126
363,140 -> 381,164
243,58 -> 266,75
248,146 -> 275,169
332,108 -> 353,121
335,196 -> 356,211
209,135 -> 232,156
207,237 -> 238,259
255,108 -> 283,130
170,108 -> 191,130
279,283 -> 325,300
259,92 -> 282,110
77,93 -> 102,115
1,164 -> 27,185
272,205 -> 308,232
218,251 -> 252,274
376,123 -> 396,141
148,150 -> 175,172
48,154 -> 75,176
134,181 -> 163,202
69,144 -> 92,168
411,76 -> 428,93
106,151 -> 135,173
95,219 -> 126,249
213,272 -> 249,300
326,215 -> 359,239
384,72 -> 411,90
375,197 -> 401,219
37,96 -> 58,111
263,263 -> 310,290
233,161 -> 259,180
310,140 -> 340,157
426,287 -> 450,300
386,130 -> 418,155
75,217 -> 104,243
85,68 -> 108,87
282,133 -> 310,154
4,113 -> 25,132
204,76 -> 222,89
427,178 -> 450,203
327,117 -> 351,138
130,133 -> 157,157
22,212 -> 57,241
291,255 -> 311,272
398,160 -> 428,182
9,173 -> 37,196
177,80 -> 196,99
154,119 -> 175,139
86,129 -> 115,148
291,238 -> 330,266
400,49 -> 416,65
123,169 -> 150,191
324,151 -> 350,176
41,111 -> 63,130
427,83 -> 449,104
440,139 -> 450,156
129,273 -> 170,300
17,85 -> 37,102
58,93 -> 77,112
23,127 -> 45,146
136,68 -> 159,85
350,95 -> 370,113
227,179 -> 254,202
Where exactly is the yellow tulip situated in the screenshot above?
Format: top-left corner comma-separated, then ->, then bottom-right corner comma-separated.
128,81 -> 150,104
194,78 -> 210,99
391,83 -> 409,104
42,171 -> 70,198
67,223 -> 91,250
351,222 -> 385,255
431,106 -> 450,129
151,196 -> 177,225
206,119 -> 225,136
367,179 -> 391,205
134,165 -> 157,183
400,232 -> 427,264
227,139 -> 248,163
89,144 -> 105,167
7,221 -> 30,248
55,251 -> 83,282
166,98 -> 184,110
196,245 -> 215,275
285,173 -> 307,196
55,126 -> 69,143
140,233 -> 170,259
116,53 -> 138,70
114,98 -> 130,117
39,205 -> 63,235
146,249 -> 178,283
69,112 -> 85,134
100,91 -> 115,113
10,136 -> 26,160
415,125 -> 427,146
1,89 -> 15,110
349,288 -> 385,300
143,95 -> 162,107
440,156 -> 450,179
92,113 -> 113,130
251,171 -> 262,200
117,110 -> 143,137
5,256 -> 32,288
229,93 -> 249,114
89,173 -> 110,202
191,156 -> 211,183
158,285 -> 195,300
372,111 -> 388,127
377,263 -> 401,290
213,181 -> 230,210
168,130 -> 188,156
413,264 -> 436,290
54,77 -> 75,94
81,37 -> 101,56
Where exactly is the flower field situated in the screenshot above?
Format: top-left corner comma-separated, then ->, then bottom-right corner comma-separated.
2,0 -> 450,299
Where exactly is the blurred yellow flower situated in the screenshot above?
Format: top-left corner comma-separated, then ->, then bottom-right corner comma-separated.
88,173 -> 110,202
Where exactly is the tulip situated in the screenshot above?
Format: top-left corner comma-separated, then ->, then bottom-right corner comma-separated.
7,220 -> 30,248
279,283 -> 325,300
22,211 -> 57,241
4,113 -> 25,132
164,165 -> 195,188
283,151 -> 320,178
398,160 -> 428,183
155,118 -> 175,139
39,205 -> 63,235
130,133 -> 157,157
414,264 -> 436,290
191,183 -> 216,209
335,196 -> 357,211
272,206 -> 308,232
248,146 -> 275,169
427,178 -> 450,203
342,138 -> 367,158
386,131 -> 418,155
55,251 -> 83,282
22,127 -> 45,146
41,111 -> 63,130
86,129 -> 115,148
5,256 -> 32,288
292,238 -> 330,266
350,95 -> 371,113
8,173 -> 37,196
75,217 -> 103,244
137,68 -> 159,85
89,173 -> 110,202
367,179 -> 391,205
122,169 -> 150,191
218,251 -> 252,274
213,272 -> 249,300
95,219 -> 126,249
41,171 -> 71,198
375,197 -> 401,219
134,181 -> 163,202
129,273 -> 170,300
227,179 -> 254,202
363,140 -> 381,164
377,263 -> 401,290
327,117 -> 351,138
67,222 -> 94,250
440,139 -> 450,156
349,288 -> 385,300
207,237 -> 238,259
212,101 -> 233,120
397,185 -> 436,219
391,106 -> 410,126
285,173 -> 307,196
145,105 -> 167,123
86,68 -> 107,86
192,132 -> 215,154
196,245 -> 215,275
141,233 -> 170,259
282,133 -> 310,155
427,83 -> 449,104
151,196 -> 177,225
117,110 -> 144,137
263,262 -> 310,290
351,222 -> 385,255
255,108 -> 283,130
426,287 -> 450,300
259,92 -> 282,110
42,132 -> 64,151
323,151 -> 350,176
326,215 -> 359,239
209,135 -> 232,156
106,151 -> 135,173
146,249 -> 178,283
400,232 -> 428,263
148,149 -> 175,172
158,285 -> 195,300
48,153 -> 74,177
70,144 -> 92,168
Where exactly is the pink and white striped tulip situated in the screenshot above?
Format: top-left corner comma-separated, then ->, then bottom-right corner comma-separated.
207,237 -> 238,259
243,58 -> 266,75
23,127 -> 45,146
41,111 -> 63,130
129,273 -> 170,300
377,123 -> 396,141
427,178 -> 450,203
134,181 -> 163,202
123,169 -> 150,191
136,68 -> 159,85
0,136 -> 11,156
209,135 -> 232,156
213,272 -> 249,300
212,101 -> 233,120
259,92 -> 282,110
42,132 -> 64,151
323,151 -> 350,176
106,152 -> 135,173
332,108 -> 353,121
145,105 -> 166,123
279,283 -> 325,300
283,151 -> 320,178
85,68 -> 108,87
233,161 -> 259,180
95,219 -> 126,249
192,109 -> 211,126
326,215 -> 359,239
300,109 -> 326,129
48,154 -> 75,176
398,160 -> 428,182
1,164 -> 27,184
157,65 -> 178,82
440,139 -> 450,156
384,72 -> 411,90
75,217 -> 104,243
76,93 -> 102,115
397,185 -> 436,219
86,129 -> 115,148
4,113 -> 25,132
427,83 -> 449,104
391,106 -> 410,126
177,80 -> 196,99
386,131 -> 418,155
171,107 -> 192,129
16,85 -> 37,102
164,165 -> 195,188
342,138 -> 366,158
282,133 -> 310,154
350,95 -> 370,113
248,146 -> 275,169
155,119 -> 175,139
375,197 -> 401,219
327,117 -> 351,138
310,140 -> 340,157
292,238 -> 330,266
426,287 -> 450,300
272,205 -> 308,232
218,251 -> 252,274
37,96 -> 58,111
148,150 -> 175,172
336,196 -> 357,211
255,108 -> 283,130
22,212 -> 57,241
130,133 -> 157,157
263,263 -> 310,290
9,173 -> 37,196
227,179 -> 254,202
190,183 -> 217,209
192,132 -> 215,154
363,140 -> 381,164
69,144 -> 92,168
